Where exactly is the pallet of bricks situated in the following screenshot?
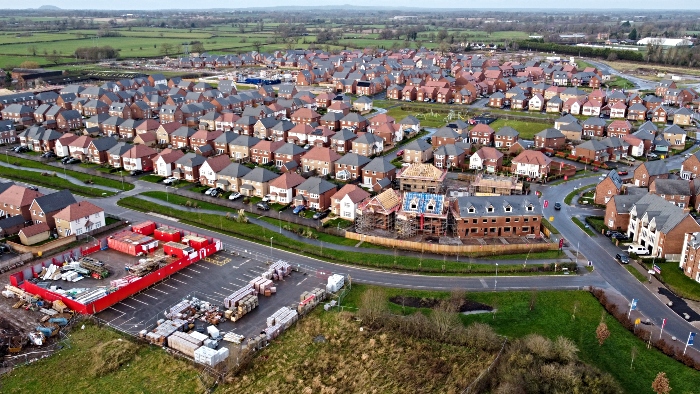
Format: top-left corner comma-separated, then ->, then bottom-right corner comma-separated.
298,288 -> 327,315
143,319 -> 188,346
167,331 -> 203,358
223,285 -> 258,322
263,306 -> 299,340
194,345 -> 229,367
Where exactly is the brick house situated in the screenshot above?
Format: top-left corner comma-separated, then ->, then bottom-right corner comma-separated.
362,157 -> 397,189
633,161 -> 669,187
334,153 -> 371,181
273,142 -> 306,169
594,170 -> 623,205
0,185 -> 43,220
300,146 -> 341,176
170,126 -> 197,149
290,108 -> 321,125
173,153 -> 207,182
229,135 -> 261,162
267,172 -> 305,205
352,133 -> 384,156
214,163 -> 251,192
494,127 -> 519,148
649,179 -> 692,208
105,142 -> 130,168
240,167 -> 280,198
452,195 -> 543,238
604,194 -> 644,232
251,140 -> 285,165
329,129 -> 357,154
534,128 -> 565,149
469,147 -> 503,173
469,123 -> 495,146
627,194 -> 700,258
293,177 -> 337,211
29,189 -> 77,228
54,201 -> 105,237
434,144 -> 467,169
122,144 -> 157,172
681,151 -> 700,180
582,117 -> 607,138
432,126 -> 462,148
679,233 -> 700,282
402,138 -> 433,163
199,154 -> 233,186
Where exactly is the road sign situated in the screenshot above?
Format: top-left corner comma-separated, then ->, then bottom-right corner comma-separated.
653,264 -> 661,274
559,239 -> 564,248
544,200 -> 549,208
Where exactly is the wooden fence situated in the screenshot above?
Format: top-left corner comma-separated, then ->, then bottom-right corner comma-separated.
6,236 -> 77,256
345,232 -> 558,256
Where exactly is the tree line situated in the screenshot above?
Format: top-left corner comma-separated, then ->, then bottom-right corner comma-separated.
74,45 -> 119,61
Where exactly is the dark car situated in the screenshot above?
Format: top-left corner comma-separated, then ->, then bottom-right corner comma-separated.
66,157 -> 81,164
129,169 -> 143,176
61,156 -> 72,164
41,151 -> 56,158
292,205 -> 306,215
312,210 -> 330,220
26,186 -> 39,191
0,243 -> 11,253
615,253 -> 630,264
554,202 -> 561,210
256,202 -> 270,211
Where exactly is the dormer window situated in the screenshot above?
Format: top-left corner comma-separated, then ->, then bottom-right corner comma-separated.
487,206 -> 494,213
526,205 -> 534,211
505,206 -> 512,212
468,207 -> 475,214
410,197 -> 418,210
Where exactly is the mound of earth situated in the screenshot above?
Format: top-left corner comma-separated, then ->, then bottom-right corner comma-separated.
389,296 -> 493,313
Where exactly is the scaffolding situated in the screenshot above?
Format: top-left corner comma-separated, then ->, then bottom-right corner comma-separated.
395,214 -> 417,239
354,189 -> 402,234
468,174 -> 524,196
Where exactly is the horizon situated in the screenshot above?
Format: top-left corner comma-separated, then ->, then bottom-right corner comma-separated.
9,2 -> 700,11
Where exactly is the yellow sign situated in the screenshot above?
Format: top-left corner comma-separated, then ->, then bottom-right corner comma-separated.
549,216 -> 554,221
635,318 -> 641,325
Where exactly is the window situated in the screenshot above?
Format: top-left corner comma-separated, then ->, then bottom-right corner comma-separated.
522,226 -> 529,232
468,207 -> 475,213
526,205 -> 534,211
505,218 -> 511,223
487,206 -> 494,213
470,228 -> 477,233
524,218 -> 529,222
482,219 -> 487,223
505,206 -> 512,212
472,219 -> 477,224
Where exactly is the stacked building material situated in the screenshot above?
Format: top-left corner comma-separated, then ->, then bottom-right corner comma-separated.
230,294 -> 258,322
109,275 -> 140,290
168,331 -> 202,357
190,331 -> 209,343
223,332 -> 245,344
73,288 -> 107,304
165,299 -> 193,320
298,288 -> 327,314
326,274 -> 345,293
194,345 -> 226,366
263,260 -> 292,280
146,319 -> 188,345
263,307 -> 299,340
249,277 -> 274,295
223,284 -> 256,309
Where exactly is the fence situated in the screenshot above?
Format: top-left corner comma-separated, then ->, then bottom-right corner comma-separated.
5,236 -> 77,256
0,252 -> 33,273
344,232 -> 558,255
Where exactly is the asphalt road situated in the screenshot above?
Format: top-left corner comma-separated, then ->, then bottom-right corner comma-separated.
536,152 -> 698,342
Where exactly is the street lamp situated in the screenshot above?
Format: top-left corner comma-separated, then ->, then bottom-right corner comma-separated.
269,236 -> 273,262
278,210 -> 282,233
495,263 -> 498,290
165,185 -> 174,203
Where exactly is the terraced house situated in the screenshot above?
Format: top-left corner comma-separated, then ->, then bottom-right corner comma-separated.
452,195 -> 543,238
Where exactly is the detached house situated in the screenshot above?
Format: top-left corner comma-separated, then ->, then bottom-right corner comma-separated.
199,154 -> 233,186
594,170 -> 623,205
331,184 -> 370,221
494,127 -> 519,148
511,150 -> 551,179
469,147 -> 504,173
174,153 -> 207,182
214,163 -> 250,192
122,144 -> 157,172
633,161 -> 669,187
681,151 -> 700,180
293,177 -> 337,211
334,153 -> 371,181
268,172 -> 305,205
29,189 -> 77,228
534,128 -> 565,150
54,201 -> 105,237
402,138 -> 433,163
153,148 -> 185,177
240,167 -> 279,198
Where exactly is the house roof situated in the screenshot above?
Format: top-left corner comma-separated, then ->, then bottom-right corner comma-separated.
512,150 -> 552,166
611,194 -> 644,213
495,126 -> 519,137
332,184 -> 371,204
330,129 -> 358,142
641,160 -> 669,176
397,163 -> 446,180
242,167 -> 279,183
230,135 -> 261,147
19,222 -> 50,238
651,179 -> 691,196
363,157 -> 395,173
664,124 -> 687,135
302,146 -> 341,162
296,176 -> 337,195
0,185 -> 43,207
473,146 -> 503,160
268,172 -> 305,189
275,142 -> 306,156
218,163 -> 251,178
403,138 -> 432,152
631,193 -> 691,233
334,152 -> 371,167
124,144 -> 157,159
433,126 -> 461,139
535,128 -> 565,139
33,189 -> 77,213
435,144 -> 465,157
454,195 -> 541,218
176,152 -> 206,167
204,155 -> 232,173
53,201 -> 103,222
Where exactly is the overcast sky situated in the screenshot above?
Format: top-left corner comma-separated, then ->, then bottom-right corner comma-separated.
20,1 -> 700,10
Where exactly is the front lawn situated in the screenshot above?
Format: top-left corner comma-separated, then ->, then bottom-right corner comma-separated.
489,118 -> 549,140
585,216 -> 607,234
139,174 -> 165,183
655,262 -> 700,301
7,156 -> 133,191
140,191 -> 232,213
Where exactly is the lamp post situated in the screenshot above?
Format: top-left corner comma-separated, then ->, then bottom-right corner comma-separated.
278,210 -> 282,233
165,185 -> 173,203
5,149 -> 8,164
269,236 -> 273,262
495,263 -> 498,290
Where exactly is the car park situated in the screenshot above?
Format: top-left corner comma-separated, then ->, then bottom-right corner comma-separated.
554,202 -> 561,210
292,205 -> 306,215
312,210 -> 330,220
256,202 -> 270,210
228,192 -> 242,200
615,253 -> 630,264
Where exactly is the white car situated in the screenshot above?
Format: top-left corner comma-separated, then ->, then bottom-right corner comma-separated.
204,188 -> 216,195
162,177 -> 178,184
262,194 -> 272,202
229,192 -> 242,200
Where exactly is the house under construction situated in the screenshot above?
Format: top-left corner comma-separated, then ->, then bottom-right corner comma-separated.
396,191 -> 450,238
355,189 -> 402,234
468,174 -> 524,196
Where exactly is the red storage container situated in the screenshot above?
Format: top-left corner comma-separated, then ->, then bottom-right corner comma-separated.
154,227 -> 182,243
163,242 -> 194,258
132,221 -> 156,236
108,231 -> 157,256
182,235 -> 209,250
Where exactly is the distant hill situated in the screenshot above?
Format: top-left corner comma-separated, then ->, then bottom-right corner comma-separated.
37,5 -> 61,10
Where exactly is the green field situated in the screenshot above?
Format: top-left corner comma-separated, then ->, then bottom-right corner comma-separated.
0,165 -> 115,197
489,118 -> 550,140
6,156 -> 132,191
342,286 -> 700,394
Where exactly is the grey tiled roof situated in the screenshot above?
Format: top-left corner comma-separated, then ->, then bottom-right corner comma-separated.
296,177 -> 337,195
454,195 -> 542,218
34,189 -> 77,213
652,179 -> 691,196
363,157 -> 395,172
334,152 -> 371,166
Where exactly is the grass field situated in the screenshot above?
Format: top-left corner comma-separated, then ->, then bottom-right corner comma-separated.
342,286 -> 700,394
117,196 -> 570,273
655,261 -> 700,302
6,156 -> 133,191
0,165 -> 115,197
489,118 -> 549,140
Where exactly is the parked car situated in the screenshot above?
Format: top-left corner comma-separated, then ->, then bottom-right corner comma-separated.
13,146 -> 29,153
129,169 -> 143,176
615,253 -> 630,264
61,156 -> 72,164
26,186 -> 39,191
162,177 -> 178,184
396,150 -> 404,156
204,187 -> 216,195
0,243 -> 10,253
312,210 -> 330,220
292,205 -> 306,215
262,194 -> 272,202
617,170 -> 628,176
65,157 -> 81,164
554,202 -> 561,210
627,244 -> 649,255
228,192 -> 242,200
41,151 -> 56,158
256,202 -> 270,210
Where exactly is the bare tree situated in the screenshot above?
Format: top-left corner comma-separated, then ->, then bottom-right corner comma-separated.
529,289 -> 538,311
596,321 -> 610,346
358,287 -> 388,328
651,372 -> 671,394
430,301 -> 459,339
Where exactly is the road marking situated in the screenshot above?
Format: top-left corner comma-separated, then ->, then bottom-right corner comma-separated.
480,279 -> 488,288
187,268 -> 202,274
117,301 -> 136,310
120,316 -> 136,326
129,297 -> 148,305
161,282 -> 177,289
297,277 -> 308,286
152,288 -> 168,294
141,293 -> 158,300
213,291 -> 228,298
221,287 -> 234,292
179,273 -> 194,279
170,277 -> 186,284
241,273 -> 254,279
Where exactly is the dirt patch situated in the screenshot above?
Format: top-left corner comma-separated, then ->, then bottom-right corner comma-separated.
389,296 -> 493,313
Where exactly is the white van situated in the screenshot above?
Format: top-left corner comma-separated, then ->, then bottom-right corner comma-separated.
627,245 -> 649,255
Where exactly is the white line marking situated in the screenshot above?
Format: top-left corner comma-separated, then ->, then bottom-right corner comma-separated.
117,302 -> 136,310
241,273 -> 254,278
187,268 -> 202,274
480,279 -> 488,288
161,283 -> 177,289
222,287 -> 234,292
129,297 -> 148,305
297,277 -> 308,286
213,291 -> 228,297
152,288 -> 168,294
171,277 -> 186,284
141,293 -> 158,300
179,273 -> 193,279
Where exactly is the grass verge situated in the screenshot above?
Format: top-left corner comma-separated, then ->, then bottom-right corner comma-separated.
564,186 -> 590,205
139,174 -> 165,183
542,218 -> 560,234
572,217 -> 596,236
655,262 -> 700,302
6,156 -> 133,191
343,285 -> 700,394
585,216 -> 607,234
625,264 -> 648,283
0,165 -> 116,197
117,196 -> 572,275
140,191 -> 231,212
